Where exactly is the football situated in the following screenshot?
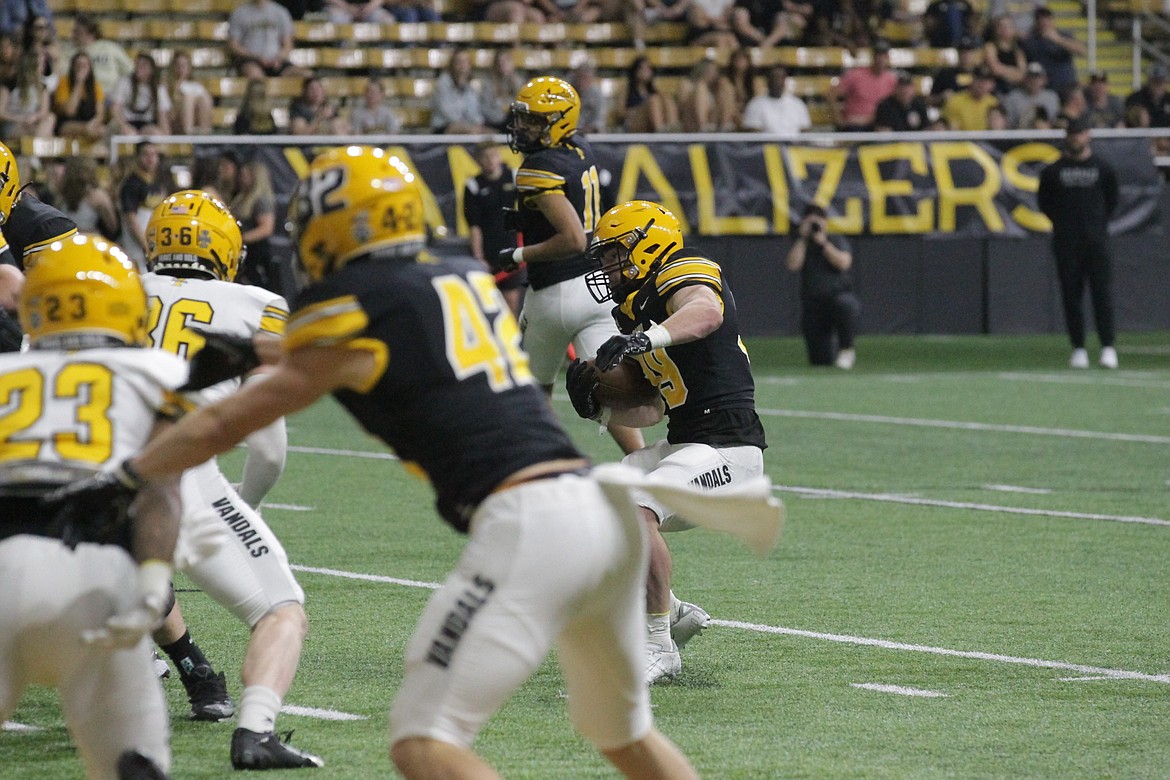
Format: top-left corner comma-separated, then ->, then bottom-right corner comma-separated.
591,357 -> 659,409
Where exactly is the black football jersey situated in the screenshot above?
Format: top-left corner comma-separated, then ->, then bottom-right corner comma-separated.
287,253 -> 584,532
614,248 -> 766,450
515,136 -> 602,290
0,195 -> 78,269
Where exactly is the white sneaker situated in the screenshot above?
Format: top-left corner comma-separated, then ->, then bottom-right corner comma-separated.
835,348 -> 856,370
645,641 -> 682,685
1099,346 -> 1118,369
670,600 -> 710,649
1069,348 -> 1089,369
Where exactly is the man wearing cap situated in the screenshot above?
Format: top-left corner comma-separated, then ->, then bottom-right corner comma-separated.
1083,71 -> 1124,128
1022,5 -> 1085,93
828,39 -> 897,131
873,71 -> 931,131
1037,116 -> 1120,370
1124,64 -> 1170,128
1003,61 -> 1060,128
930,34 -> 982,107
942,65 -> 999,130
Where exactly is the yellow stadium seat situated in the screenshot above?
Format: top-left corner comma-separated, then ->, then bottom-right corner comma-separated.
121,0 -> 168,13
473,22 -> 519,43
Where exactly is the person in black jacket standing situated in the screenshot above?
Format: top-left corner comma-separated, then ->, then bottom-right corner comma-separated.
786,204 -> 861,369
1037,116 -> 1120,369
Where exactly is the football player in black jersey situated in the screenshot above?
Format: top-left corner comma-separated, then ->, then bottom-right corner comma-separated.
48,147 -> 699,780
568,200 -> 769,684
501,76 -> 645,455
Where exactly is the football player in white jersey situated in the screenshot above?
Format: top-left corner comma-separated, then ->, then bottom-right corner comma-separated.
0,235 -> 182,780
141,190 -> 321,770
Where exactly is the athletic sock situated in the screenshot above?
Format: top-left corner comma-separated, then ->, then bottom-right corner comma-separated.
647,612 -> 672,647
668,590 -> 681,621
238,685 -> 283,734
160,631 -> 213,681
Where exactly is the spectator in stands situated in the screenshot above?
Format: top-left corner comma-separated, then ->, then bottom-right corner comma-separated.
387,0 -> 441,22
923,0 -> 975,48
620,55 -> 678,133
1052,83 -> 1086,129
1021,5 -> 1083,93
430,47 -> 491,134
786,203 -> 860,369
536,0 -> 627,22
827,38 -> 895,130
348,77 -> 401,134
52,52 -> 105,141
54,157 -> 120,241
290,76 -> 347,135
741,65 -> 810,134
480,49 -> 525,131
678,58 -> 734,131
325,0 -> 394,23
732,0 -> 809,49
1002,61 -> 1058,128
1083,71 -> 1124,128
717,47 -> 759,126
0,51 -> 53,139
228,0 -> 305,78
0,0 -> 50,38
231,158 -> 280,293
233,77 -> 279,135
110,52 -> 172,137
986,102 -> 1008,129
984,0 -> 1037,38
569,59 -> 610,133
929,33 -> 981,107
804,0 -> 870,49
22,13 -> 56,85
464,140 -> 524,315
0,33 -> 17,88
942,64 -> 998,129
1124,64 -> 1170,128
57,14 -> 132,97
213,149 -> 240,201
873,70 -> 929,131
632,0 -> 692,49
166,49 -> 213,135
984,14 -> 1026,95
276,0 -> 324,20
117,140 -> 173,263
471,0 -> 546,23
687,0 -> 738,48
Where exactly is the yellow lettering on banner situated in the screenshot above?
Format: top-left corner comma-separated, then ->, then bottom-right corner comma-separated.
1003,142 -> 1061,232
446,145 -> 479,238
930,142 -> 1004,232
762,145 -> 790,234
385,146 -> 447,236
858,142 -> 934,234
688,145 -> 767,235
787,147 -> 862,233
615,145 -> 691,233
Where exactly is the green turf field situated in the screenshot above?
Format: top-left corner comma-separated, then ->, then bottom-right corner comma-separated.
6,332 -> 1169,779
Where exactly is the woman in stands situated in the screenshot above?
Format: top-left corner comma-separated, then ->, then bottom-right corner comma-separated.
479,48 -> 525,131
54,157 -> 120,241
620,55 -> 678,133
110,51 -> 172,136
984,14 -> 1026,95
52,52 -> 106,141
233,78 -> 278,135
231,157 -> 281,293
716,46 -> 757,128
166,49 -> 214,135
0,51 -> 54,139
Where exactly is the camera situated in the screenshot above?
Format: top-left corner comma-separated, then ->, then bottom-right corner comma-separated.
810,222 -> 823,234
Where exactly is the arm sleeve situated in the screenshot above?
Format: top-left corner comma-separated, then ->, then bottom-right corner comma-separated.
238,387 -> 287,508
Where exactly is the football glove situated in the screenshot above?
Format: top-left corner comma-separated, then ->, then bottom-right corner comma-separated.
82,559 -> 172,649
565,358 -> 602,421
43,460 -> 144,549
496,247 -> 523,274
595,333 -> 653,372
178,328 -> 260,391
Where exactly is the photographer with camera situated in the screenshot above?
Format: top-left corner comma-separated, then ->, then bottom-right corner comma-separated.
786,204 -> 861,369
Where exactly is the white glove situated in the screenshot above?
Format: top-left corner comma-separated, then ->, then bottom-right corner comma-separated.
83,560 -> 172,649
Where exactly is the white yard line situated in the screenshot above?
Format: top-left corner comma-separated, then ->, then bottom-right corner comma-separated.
851,683 -> 948,698
982,484 -> 1053,495
289,564 -> 1170,686
261,503 -> 314,511
287,445 -> 397,460
997,372 -> 1170,390
280,705 -> 368,721
2,722 -> 42,732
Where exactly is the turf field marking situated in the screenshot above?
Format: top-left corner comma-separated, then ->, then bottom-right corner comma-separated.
1059,676 -> 1119,682
982,484 -> 1053,495
2,721 -> 42,732
289,563 -> 1170,686
776,485 -> 1170,527
262,503 -> 314,511
851,683 -> 947,698
281,705 -> 368,721
288,445 -> 397,460
755,408 -> 1170,444
997,372 -> 1170,390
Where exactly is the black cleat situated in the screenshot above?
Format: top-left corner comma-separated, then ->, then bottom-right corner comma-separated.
182,666 -> 236,722
116,750 -> 170,780
231,728 -> 324,770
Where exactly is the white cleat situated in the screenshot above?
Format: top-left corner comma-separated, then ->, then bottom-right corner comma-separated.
1069,348 -> 1089,369
1099,346 -> 1118,369
835,348 -> 856,370
670,600 -> 711,649
645,641 -> 682,685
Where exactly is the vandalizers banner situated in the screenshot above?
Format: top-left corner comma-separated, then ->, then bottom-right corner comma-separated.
223,138 -> 1162,239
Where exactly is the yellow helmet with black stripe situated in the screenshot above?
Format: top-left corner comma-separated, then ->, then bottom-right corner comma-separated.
507,77 -> 581,153
585,201 -> 683,304
146,190 -> 244,282
0,141 -> 20,226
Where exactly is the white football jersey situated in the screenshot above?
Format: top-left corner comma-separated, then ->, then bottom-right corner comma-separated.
0,348 -> 189,484
143,274 -> 289,403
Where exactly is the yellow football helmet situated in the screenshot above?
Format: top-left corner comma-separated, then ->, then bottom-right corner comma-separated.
20,234 -> 148,349
507,77 -> 581,153
146,189 -> 244,282
0,141 -> 20,226
585,201 -> 683,304
287,146 -> 426,283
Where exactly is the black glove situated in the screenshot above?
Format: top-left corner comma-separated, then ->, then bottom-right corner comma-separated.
178,328 -> 260,391
595,333 -> 652,372
496,247 -> 522,274
565,358 -> 601,421
0,308 -> 22,353
41,460 -> 144,550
